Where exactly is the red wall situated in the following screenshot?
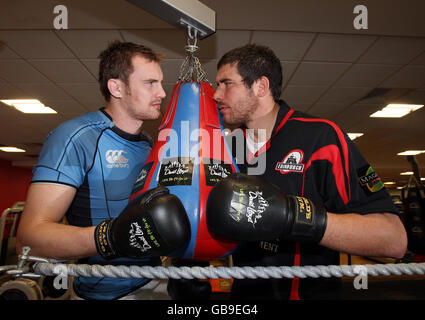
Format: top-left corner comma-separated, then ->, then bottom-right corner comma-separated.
0,159 -> 33,214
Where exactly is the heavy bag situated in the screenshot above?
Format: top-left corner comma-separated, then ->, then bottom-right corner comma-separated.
402,184 -> 425,255
130,81 -> 239,260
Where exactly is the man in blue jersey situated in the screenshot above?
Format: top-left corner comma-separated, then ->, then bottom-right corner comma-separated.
16,41 -> 191,300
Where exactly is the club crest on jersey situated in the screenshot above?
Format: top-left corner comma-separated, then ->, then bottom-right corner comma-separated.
275,150 -> 305,174
358,166 -> 384,194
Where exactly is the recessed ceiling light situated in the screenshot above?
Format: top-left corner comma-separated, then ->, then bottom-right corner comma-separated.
1,99 -> 57,114
347,133 -> 364,140
369,104 -> 423,118
0,146 -> 26,152
400,171 -> 413,175
397,150 -> 425,156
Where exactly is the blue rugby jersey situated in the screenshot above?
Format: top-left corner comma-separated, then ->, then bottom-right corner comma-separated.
32,109 -> 159,300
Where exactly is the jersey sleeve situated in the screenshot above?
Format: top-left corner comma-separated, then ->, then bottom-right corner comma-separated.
32,125 -> 95,188
342,136 -> 398,214
314,124 -> 398,215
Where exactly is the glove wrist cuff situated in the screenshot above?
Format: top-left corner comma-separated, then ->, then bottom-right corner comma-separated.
287,196 -> 328,243
94,219 -> 118,259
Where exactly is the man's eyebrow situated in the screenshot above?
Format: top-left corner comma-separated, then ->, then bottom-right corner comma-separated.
216,78 -> 231,84
143,78 -> 160,82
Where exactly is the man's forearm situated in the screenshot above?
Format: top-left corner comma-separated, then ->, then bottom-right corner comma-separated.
17,222 -> 97,260
319,212 -> 407,259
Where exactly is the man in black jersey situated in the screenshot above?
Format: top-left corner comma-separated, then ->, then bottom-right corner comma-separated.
210,44 -> 407,300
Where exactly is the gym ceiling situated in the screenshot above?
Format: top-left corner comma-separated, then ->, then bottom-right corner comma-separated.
0,0 -> 424,189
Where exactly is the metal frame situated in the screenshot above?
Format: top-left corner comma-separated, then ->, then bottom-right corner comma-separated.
126,0 -> 216,39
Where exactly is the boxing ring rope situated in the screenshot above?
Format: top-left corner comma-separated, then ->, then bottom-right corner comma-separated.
4,248 -> 425,280
32,261 -> 425,280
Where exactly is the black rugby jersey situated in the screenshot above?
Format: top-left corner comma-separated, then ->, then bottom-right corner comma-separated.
227,100 -> 398,300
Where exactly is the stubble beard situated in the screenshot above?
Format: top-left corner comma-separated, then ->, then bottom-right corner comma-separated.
223,93 -> 259,126
124,86 -> 162,121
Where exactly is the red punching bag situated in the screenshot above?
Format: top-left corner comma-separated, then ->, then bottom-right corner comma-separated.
130,80 -> 239,260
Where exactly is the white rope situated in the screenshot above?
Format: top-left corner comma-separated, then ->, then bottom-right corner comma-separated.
33,262 -> 425,280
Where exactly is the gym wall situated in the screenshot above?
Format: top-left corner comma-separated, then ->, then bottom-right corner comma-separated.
0,159 -> 32,213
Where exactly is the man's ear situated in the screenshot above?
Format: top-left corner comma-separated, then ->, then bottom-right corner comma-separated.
107,79 -> 124,99
253,76 -> 270,98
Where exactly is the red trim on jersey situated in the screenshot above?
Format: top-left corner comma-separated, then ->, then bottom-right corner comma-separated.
272,109 -> 295,138
289,242 -> 301,300
290,117 -> 351,202
290,170 -> 306,301
305,145 -> 349,204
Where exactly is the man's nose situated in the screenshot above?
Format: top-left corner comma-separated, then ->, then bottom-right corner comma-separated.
213,87 -> 222,102
158,84 -> 166,99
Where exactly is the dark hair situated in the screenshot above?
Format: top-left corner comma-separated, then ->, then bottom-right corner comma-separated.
98,41 -> 163,101
217,44 -> 282,102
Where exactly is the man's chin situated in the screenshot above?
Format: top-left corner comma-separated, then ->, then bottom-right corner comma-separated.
222,115 -> 243,127
150,109 -> 162,120
139,112 -> 162,122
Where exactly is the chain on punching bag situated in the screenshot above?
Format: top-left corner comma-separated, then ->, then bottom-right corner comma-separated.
402,156 -> 425,255
130,29 -> 239,260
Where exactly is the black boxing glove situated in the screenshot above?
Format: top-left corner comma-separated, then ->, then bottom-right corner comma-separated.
95,186 -> 190,259
206,173 -> 327,243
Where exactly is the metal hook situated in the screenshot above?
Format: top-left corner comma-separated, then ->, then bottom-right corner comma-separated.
187,25 -> 198,40
186,25 -> 198,52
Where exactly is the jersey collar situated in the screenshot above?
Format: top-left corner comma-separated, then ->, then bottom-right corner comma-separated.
271,99 -> 294,138
243,100 -> 293,160
99,108 -> 153,145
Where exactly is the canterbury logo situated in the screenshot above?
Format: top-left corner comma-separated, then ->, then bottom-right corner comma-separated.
105,150 -> 129,168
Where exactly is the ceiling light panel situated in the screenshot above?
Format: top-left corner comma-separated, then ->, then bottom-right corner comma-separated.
397,150 -> 425,156
370,104 -> 423,118
1,99 -> 57,114
0,146 -> 26,152
347,133 -> 364,140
